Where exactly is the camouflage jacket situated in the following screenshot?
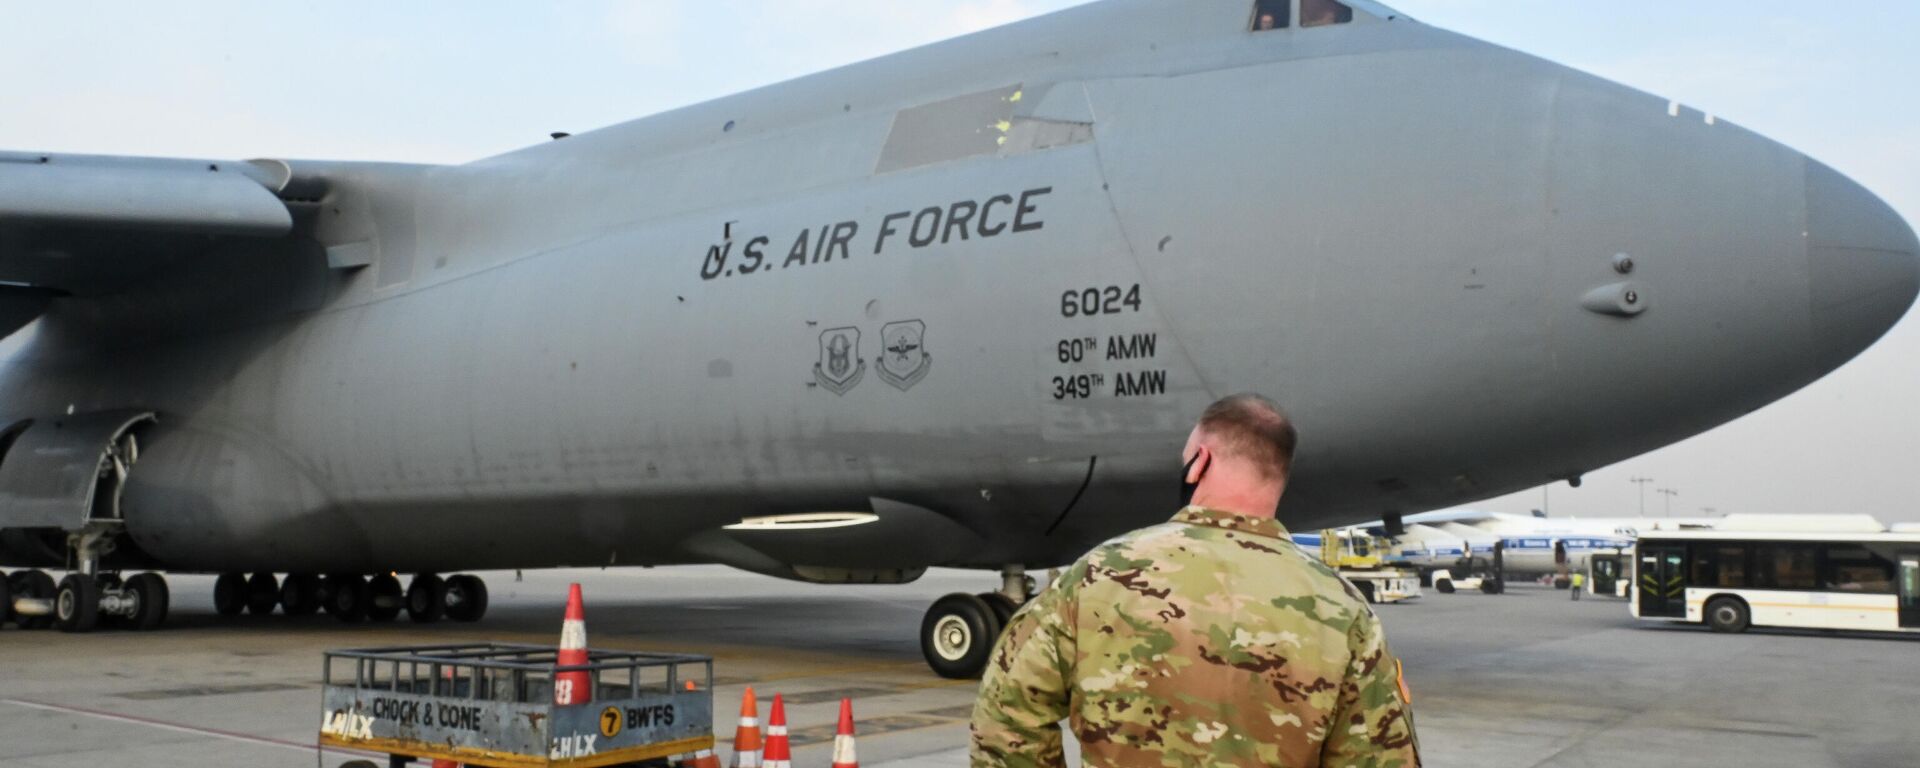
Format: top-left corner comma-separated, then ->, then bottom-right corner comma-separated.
971,506 -> 1420,767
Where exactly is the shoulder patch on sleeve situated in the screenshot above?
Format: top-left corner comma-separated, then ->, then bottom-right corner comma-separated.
1396,659 -> 1413,704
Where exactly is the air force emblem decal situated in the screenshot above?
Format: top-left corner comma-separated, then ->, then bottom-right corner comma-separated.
814,327 -> 865,395
876,320 -> 931,391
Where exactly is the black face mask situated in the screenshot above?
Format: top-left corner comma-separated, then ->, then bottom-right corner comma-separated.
1179,454 -> 1202,507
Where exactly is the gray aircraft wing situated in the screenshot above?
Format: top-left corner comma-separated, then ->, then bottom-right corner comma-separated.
0,152 -> 298,300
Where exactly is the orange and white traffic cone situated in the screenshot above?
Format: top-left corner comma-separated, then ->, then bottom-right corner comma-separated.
830,697 -> 858,768
730,686 -> 761,768
554,583 -> 591,706
761,694 -> 792,768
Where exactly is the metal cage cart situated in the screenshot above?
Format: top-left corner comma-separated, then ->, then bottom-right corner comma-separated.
319,643 -> 714,768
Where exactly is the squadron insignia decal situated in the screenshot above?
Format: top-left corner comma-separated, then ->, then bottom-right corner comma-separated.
876,320 -> 931,391
814,327 -> 865,395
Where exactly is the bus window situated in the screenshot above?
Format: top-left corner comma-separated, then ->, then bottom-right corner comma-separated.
1301,0 -> 1354,28
1251,0 -> 1288,31
1755,544 -> 1818,590
1822,546 -> 1895,593
1690,542 -> 1750,588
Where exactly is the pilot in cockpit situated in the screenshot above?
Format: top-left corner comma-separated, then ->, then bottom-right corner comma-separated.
1301,0 -> 1355,28
1251,0 -> 1287,31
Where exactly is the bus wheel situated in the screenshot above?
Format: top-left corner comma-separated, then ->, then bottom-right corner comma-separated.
1706,597 -> 1750,633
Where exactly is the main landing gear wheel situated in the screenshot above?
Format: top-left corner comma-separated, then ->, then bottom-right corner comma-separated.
125,573 -> 170,631
407,575 -> 447,623
10,571 -> 55,630
325,574 -> 369,623
921,593 -> 999,680
444,575 -> 488,623
213,572 -> 248,617
246,573 -> 281,615
55,574 -> 101,633
367,574 -> 404,622
281,574 -> 322,616
978,592 -> 1019,628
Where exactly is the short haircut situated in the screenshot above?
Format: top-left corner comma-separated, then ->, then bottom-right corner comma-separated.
1197,393 -> 1298,479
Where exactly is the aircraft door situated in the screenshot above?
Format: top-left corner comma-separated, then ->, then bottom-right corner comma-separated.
1900,555 -> 1920,629
1637,545 -> 1686,618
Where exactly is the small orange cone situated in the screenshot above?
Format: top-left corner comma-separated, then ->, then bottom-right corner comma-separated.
830,698 -> 858,768
554,583 -> 590,706
683,748 -> 721,768
761,694 -> 791,768
730,687 -> 761,768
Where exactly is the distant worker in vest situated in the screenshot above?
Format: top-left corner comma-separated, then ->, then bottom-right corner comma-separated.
1570,571 -> 1585,601
971,394 -> 1421,767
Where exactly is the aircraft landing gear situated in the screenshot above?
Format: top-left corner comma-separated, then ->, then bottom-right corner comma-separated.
406,574 -> 448,623
6,570 -> 57,629
45,524 -> 172,633
921,566 -> 1035,680
444,574 -> 489,623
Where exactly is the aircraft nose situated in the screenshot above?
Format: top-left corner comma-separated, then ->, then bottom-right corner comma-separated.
1805,162 -> 1920,369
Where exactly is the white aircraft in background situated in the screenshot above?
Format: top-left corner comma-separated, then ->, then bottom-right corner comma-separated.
1372,509 -> 1698,585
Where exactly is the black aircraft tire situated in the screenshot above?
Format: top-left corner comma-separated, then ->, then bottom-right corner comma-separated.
326,575 -> 369,622
246,573 -> 281,615
55,574 -> 100,633
127,573 -> 170,631
281,574 -> 322,616
1706,597 -> 1751,634
407,575 -> 448,623
367,575 -> 403,622
978,592 -> 1019,631
0,574 -> 11,628
921,593 -> 997,680
12,571 -> 55,630
213,572 -> 248,617
445,575 -> 488,622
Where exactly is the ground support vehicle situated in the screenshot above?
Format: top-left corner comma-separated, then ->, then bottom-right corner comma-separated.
1313,529 -> 1421,604
319,643 -> 713,767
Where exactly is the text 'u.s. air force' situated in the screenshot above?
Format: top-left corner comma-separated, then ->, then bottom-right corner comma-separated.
700,187 -> 1051,281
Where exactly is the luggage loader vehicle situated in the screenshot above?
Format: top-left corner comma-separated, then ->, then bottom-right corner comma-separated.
319,643 -> 713,768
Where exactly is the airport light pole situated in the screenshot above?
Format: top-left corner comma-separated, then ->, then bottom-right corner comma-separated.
1658,488 -> 1678,517
1630,477 -> 1655,517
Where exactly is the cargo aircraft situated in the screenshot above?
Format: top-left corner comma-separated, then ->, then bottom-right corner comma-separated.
1,0 -> 1915,678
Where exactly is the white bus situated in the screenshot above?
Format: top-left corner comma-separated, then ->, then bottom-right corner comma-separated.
1631,530 -> 1920,634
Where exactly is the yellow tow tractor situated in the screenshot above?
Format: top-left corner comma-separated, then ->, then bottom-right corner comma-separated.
1316,528 -> 1421,604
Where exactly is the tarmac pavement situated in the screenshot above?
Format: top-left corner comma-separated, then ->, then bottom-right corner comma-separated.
1,566 -> 1916,767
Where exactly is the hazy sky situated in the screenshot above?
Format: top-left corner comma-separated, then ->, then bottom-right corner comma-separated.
1,1 -> 1914,522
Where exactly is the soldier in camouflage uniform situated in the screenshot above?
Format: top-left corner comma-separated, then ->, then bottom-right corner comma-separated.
972,394 -> 1419,767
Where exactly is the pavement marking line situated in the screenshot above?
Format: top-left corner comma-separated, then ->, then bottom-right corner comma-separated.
738,659 -> 930,684
117,682 -> 307,700
780,686 -> 903,705
1,698 -> 379,759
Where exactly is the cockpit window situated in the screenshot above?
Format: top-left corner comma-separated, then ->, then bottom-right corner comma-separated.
1301,0 -> 1354,27
1250,0 -> 1289,31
